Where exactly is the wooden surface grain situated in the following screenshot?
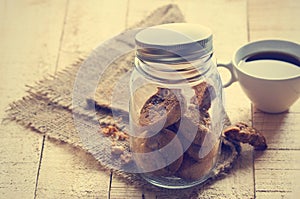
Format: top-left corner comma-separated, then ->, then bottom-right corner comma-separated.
0,0 -> 299,198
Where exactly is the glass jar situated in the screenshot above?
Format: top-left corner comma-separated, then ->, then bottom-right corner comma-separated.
129,23 -> 225,189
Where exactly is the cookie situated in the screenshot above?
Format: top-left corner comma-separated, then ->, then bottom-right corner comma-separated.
176,105 -> 211,146
186,135 -> 218,161
190,82 -> 216,111
139,88 -> 186,129
223,122 -> 267,150
132,129 -> 183,176
176,141 -> 220,180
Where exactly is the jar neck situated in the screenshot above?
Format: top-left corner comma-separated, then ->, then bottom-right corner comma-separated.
134,53 -> 214,84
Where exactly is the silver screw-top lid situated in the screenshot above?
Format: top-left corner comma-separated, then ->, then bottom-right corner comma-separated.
135,23 -> 213,63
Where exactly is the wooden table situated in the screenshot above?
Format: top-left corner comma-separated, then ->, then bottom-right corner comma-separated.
1,0 -> 299,198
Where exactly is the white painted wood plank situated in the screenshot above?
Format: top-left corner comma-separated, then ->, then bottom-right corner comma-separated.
36,140 -> 110,198
253,110 -> 300,150
0,0 -> 68,198
248,0 -> 300,43
0,125 -> 42,199
35,0 -> 128,198
249,1 -> 300,198
56,0 -> 129,71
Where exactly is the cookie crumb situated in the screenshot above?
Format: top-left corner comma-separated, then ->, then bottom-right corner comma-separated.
100,124 -> 128,141
111,145 -> 125,156
120,153 -> 133,165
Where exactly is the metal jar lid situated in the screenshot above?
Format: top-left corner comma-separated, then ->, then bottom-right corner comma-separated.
135,23 -> 213,63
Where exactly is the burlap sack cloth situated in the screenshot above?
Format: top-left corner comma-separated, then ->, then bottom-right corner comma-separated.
7,4 -> 241,198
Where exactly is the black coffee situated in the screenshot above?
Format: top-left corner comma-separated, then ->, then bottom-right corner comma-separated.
238,51 -> 300,79
245,51 -> 300,67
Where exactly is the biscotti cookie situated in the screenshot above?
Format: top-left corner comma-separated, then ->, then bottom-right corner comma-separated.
176,141 -> 219,180
223,122 -> 267,150
176,105 -> 211,146
132,129 -> 183,176
190,82 -> 216,111
186,134 -> 217,162
139,88 -> 186,129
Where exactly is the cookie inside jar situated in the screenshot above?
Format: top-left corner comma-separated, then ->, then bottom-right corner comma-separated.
130,82 -> 220,182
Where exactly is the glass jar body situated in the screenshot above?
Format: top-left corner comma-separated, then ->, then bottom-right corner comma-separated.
129,54 -> 225,189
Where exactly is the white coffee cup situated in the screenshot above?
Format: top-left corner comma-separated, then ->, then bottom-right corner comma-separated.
218,39 -> 300,113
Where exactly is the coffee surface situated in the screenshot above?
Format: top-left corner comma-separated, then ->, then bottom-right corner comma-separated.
245,51 -> 300,67
238,52 -> 300,79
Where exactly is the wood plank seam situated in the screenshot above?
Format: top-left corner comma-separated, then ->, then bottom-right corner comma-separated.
54,0 -> 70,75
34,135 -> 46,199
246,0 -> 251,43
34,1 -> 70,197
263,148 -> 300,151
252,150 -> 257,199
248,2 -> 256,198
109,0 -> 131,198
125,0 -> 130,29
256,190 -> 292,193
251,106 -> 257,199
108,171 -> 113,199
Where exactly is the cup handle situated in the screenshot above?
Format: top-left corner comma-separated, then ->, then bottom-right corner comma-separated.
217,62 -> 238,88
